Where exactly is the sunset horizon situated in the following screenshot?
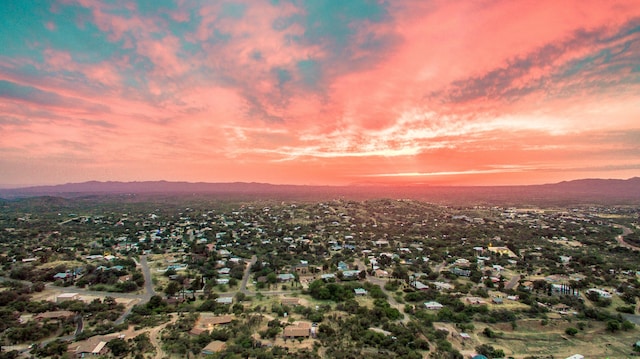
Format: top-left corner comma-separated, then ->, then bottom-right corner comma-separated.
2,1 -> 639,187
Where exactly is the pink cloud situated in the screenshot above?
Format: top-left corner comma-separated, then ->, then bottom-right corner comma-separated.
2,1 -> 639,186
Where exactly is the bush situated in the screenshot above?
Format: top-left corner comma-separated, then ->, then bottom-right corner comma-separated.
565,327 -> 578,336
616,305 -> 635,314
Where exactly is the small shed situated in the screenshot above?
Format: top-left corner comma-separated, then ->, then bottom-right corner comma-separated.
354,288 -> 368,296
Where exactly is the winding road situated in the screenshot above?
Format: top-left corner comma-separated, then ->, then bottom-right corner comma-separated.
613,224 -> 638,251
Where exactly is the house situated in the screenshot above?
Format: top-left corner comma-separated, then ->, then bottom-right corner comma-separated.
354,288 -> 367,296
412,281 -> 429,291
565,355 -> 584,359
281,297 -> 300,306
35,311 -> 75,322
341,270 -> 360,280
373,269 -> 389,278
451,267 -> 471,277
53,272 -> 73,280
454,258 -> 470,267
459,332 -> 471,340
321,273 -> 336,281
277,273 -> 295,282
283,322 -> 311,338
68,335 -> 116,358
491,297 -> 503,305
424,301 -> 444,310
201,341 -> 226,355
56,293 -> 80,303
587,288 -> 612,298
487,244 -> 517,257
190,314 -> 234,335
215,297 -> 233,305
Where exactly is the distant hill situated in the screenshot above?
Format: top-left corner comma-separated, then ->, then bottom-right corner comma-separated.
1,178 -> 639,205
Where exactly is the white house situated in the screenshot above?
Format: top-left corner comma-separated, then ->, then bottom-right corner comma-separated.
424,301 -> 444,310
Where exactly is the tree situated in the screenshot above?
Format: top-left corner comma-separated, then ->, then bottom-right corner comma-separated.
475,344 -> 504,358
565,327 -> 578,336
107,338 -> 130,357
104,296 -> 117,309
482,327 -> 495,338
164,281 -> 181,297
622,320 -> 635,331
606,320 -> 621,332
164,268 -> 177,277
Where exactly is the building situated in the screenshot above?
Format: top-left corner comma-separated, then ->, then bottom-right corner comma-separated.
412,281 -> 429,291
68,335 -> 116,358
565,355 -> 584,359
341,270 -> 361,280
190,314 -> 234,335
451,267 -> 471,277
215,296 -> 233,305
201,340 -> 226,355
35,310 -> 75,322
432,282 -> 454,290
354,288 -> 367,296
586,288 -> 612,298
487,244 -> 517,257
424,301 -> 444,310
373,269 -> 389,278
281,297 -> 300,306
277,273 -> 296,282
283,322 -> 311,339
56,293 -> 80,303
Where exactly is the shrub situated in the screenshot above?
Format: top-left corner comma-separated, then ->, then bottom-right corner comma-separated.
565,327 -> 578,336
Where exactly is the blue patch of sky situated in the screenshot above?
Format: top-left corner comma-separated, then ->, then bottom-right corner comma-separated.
273,67 -> 292,89
1,2 -> 129,66
250,50 -> 263,61
0,80 -> 67,106
135,0 -> 178,16
296,0 -> 389,45
1,1 -> 48,56
220,2 -> 246,19
296,59 -> 321,87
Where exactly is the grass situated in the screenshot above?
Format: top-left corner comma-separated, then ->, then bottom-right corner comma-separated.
469,318 -> 639,358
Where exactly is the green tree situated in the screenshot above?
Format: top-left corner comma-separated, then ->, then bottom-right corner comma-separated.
606,320 -> 621,332
164,281 -> 181,297
107,338 -> 130,357
565,327 -> 578,336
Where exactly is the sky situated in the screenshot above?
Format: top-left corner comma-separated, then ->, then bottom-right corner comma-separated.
1,0 -> 640,187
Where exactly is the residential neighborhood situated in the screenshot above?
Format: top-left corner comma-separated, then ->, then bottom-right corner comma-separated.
1,196 -> 639,358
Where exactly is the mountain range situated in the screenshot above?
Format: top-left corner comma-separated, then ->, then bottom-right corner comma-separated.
1,178 -> 639,205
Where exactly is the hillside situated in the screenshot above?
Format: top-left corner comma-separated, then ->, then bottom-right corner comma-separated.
1,177 -> 639,204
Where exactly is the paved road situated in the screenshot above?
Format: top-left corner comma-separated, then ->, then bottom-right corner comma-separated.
140,255 -> 156,299
240,255 -> 258,295
614,224 -> 637,251
505,274 -> 521,291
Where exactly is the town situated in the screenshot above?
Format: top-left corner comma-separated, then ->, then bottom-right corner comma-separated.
1,196 -> 639,358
